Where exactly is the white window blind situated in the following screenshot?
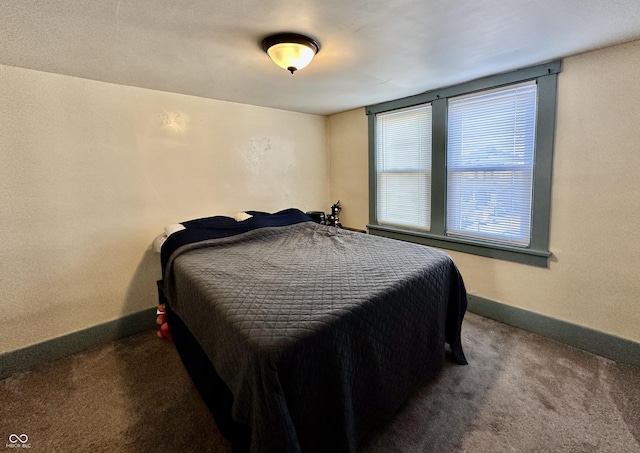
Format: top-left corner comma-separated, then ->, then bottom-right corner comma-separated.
376,105 -> 432,230
446,81 -> 537,246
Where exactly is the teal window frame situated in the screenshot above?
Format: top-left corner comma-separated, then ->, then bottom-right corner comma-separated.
367,61 -> 561,267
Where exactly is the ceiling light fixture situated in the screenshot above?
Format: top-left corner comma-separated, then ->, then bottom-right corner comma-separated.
261,33 -> 320,74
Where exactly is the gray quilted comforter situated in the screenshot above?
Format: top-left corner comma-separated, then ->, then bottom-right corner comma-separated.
164,221 -> 467,452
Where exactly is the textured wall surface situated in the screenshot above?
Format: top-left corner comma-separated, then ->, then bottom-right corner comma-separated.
327,108 -> 369,230
0,65 -> 329,354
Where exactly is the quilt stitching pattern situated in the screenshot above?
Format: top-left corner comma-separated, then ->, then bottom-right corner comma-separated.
164,222 -> 466,452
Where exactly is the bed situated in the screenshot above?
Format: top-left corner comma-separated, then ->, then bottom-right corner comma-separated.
159,208 -> 468,453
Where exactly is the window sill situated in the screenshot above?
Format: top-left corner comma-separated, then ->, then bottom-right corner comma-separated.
367,224 -> 551,267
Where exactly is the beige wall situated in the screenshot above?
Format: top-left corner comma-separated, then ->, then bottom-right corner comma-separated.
327,109 -> 369,229
0,64 -> 329,354
328,39 -> 640,343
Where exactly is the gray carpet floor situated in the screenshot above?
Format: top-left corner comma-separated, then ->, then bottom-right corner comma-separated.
1,312 -> 638,452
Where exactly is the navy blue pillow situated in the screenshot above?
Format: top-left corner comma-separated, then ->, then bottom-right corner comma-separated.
181,215 -> 237,229
161,208 -> 313,275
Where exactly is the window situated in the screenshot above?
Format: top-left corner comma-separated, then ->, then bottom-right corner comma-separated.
376,105 -> 432,230
446,81 -> 537,246
367,62 -> 560,267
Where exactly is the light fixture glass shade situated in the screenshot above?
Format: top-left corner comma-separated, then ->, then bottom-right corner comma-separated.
267,43 -> 316,73
262,33 -> 320,74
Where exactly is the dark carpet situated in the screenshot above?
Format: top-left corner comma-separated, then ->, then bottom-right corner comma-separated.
1,313 -> 638,452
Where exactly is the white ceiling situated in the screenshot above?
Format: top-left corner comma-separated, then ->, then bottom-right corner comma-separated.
2,0 -> 640,115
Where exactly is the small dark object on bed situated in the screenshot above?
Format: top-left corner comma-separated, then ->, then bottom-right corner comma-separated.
160,208 -> 467,453
305,211 -> 326,224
